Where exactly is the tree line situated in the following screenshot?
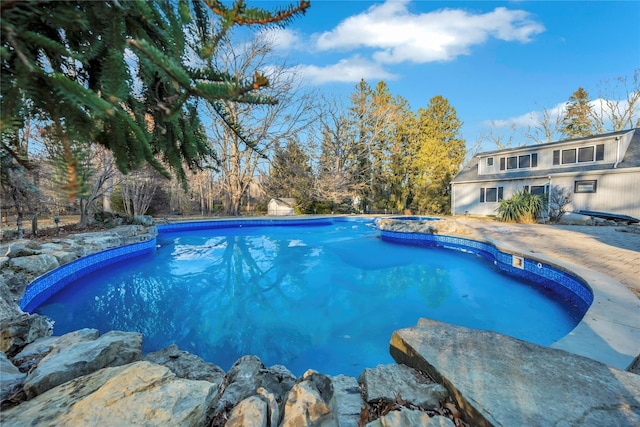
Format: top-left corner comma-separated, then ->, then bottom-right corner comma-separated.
263,81 -> 466,215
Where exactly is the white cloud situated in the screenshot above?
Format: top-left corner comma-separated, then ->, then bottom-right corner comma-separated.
315,1 -> 545,64
489,102 -> 567,129
493,93 -> 640,133
290,56 -> 399,85
260,28 -> 303,51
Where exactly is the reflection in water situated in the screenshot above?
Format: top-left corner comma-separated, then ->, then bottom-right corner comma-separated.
36,221 -> 582,376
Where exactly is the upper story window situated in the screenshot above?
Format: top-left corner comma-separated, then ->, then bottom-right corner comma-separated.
500,153 -> 538,171
553,144 -> 604,165
487,157 -> 494,166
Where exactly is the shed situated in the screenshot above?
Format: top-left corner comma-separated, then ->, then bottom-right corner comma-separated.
267,198 -> 295,216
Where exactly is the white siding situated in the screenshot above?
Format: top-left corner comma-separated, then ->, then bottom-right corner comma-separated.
559,170 -> 640,218
453,169 -> 640,218
267,199 -> 294,216
453,179 -> 550,216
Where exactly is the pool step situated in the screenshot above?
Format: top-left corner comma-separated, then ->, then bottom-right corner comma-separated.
390,318 -> 640,427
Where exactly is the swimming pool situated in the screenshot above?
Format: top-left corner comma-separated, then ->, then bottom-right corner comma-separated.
22,217 -> 590,377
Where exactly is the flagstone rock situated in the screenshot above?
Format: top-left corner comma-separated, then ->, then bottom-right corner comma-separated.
143,344 -> 225,385
281,370 -> 338,427
9,254 -> 59,277
1,361 -> 215,427
257,386 -> 280,427
23,330 -> 142,398
330,374 -> 364,427
0,280 -> 22,319
390,317 -> 640,427
11,335 -> 58,372
359,364 -> 448,410
4,244 -> 39,258
38,243 -> 64,251
0,351 -> 25,406
47,250 -> 78,265
213,356 -> 298,420
226,395 -> 269,427
2,272 -> 28,297
0,312 -> 52,357
133,215 -> 154,226
13,328 -> 100,372
365,409 -> 454,427
376,218 -> 471,235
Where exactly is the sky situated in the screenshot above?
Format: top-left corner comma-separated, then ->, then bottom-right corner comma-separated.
257,0 -> 640,152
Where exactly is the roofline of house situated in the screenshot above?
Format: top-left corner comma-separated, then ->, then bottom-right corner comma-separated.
474,128 -> 636,158
450,165 -> 640,185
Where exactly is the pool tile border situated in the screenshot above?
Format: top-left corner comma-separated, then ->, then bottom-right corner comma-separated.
379,230 -> 594,312
157,217 -> 335,233
20,239 -> 157,312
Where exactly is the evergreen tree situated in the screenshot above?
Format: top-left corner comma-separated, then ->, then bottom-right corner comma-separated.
1,0 -> 310,201
560,87 -> 597,139
263,139 -> 314,213
388,108 -> 417,213
347,79 -> 406,212
348,79 -> 374,211
411,96 -> 466,215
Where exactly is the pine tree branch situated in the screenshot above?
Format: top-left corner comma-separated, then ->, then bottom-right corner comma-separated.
1,141 -> 34,170
204,0 -> 310,26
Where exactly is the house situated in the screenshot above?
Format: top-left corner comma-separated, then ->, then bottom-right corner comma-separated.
451,128 -> 640,219
267,198 -> 295,216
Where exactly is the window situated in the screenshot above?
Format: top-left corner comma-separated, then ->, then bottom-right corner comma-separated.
574,180 -> 597,193
554,144 -> 604,165
500,153 -> 538,170
487,157 -> 494,166
480,187 -> 504,202
485,187 -> 497,201
578,146 -> 594,162
531,185 -> 546,195
562,149 -> 576,164
523,185 -> 546,195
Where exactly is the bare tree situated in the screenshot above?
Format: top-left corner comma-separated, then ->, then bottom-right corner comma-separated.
547,185 -> 572,223
476,120 -> 521,151
191,169 -> 218,216
120,166 -> 162,218
77,146 -> 122,228
314,96 -> 363,210
205,33 -> 316,216
524,105 -> 565,143
593,69 -> 640,132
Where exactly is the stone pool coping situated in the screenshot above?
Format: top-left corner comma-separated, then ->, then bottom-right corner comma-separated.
419,229 -> 640,371
20,216 -> 640,371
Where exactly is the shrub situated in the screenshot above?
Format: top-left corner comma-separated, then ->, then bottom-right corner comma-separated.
497,190 -> 545,223
548,185 -> 572,223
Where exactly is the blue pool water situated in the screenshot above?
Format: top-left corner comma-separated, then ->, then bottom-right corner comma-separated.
34,219 -> 584,376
